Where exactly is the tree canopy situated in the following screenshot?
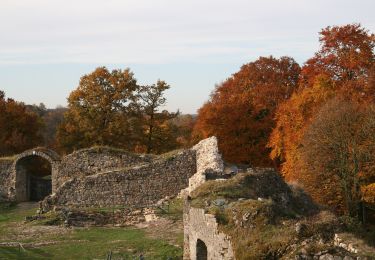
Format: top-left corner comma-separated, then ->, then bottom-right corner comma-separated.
0,91 -> 43,156
268,24 -> 375,214
193,56 -> 300,165
57,67 -> 140,153
57,67 -> 189,154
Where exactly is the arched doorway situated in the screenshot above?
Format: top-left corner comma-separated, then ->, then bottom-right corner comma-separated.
196,239 -> 207,260
13,148 -> 60,202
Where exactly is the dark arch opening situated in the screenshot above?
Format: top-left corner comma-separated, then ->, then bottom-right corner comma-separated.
15,156 -> 52,201
196,239 -> 208,260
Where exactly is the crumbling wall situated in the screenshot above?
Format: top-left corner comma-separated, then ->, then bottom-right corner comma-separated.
0,159 -> 14,201
183,205 -> 235,260
186,136 -> 224,194
55,147 -> 154,188
43,150 -> 196,209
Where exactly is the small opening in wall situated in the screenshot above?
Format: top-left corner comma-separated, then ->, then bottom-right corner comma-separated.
196,239 -> 208,260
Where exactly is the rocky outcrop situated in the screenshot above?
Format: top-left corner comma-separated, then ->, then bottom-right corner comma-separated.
183,168 -> 372,260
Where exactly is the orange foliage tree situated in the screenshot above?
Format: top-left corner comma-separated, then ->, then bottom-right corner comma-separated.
193,56 -> 300,165
0,91 -> 43,156
300,99 -> 375,215
269,24 -> 375,212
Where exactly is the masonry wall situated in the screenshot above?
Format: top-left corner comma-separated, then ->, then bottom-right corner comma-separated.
187,136 -> 224,194
183,205 -> 235,260
55,147 -> 154,189
43,149 -> 196,209
0,159 -> 14,201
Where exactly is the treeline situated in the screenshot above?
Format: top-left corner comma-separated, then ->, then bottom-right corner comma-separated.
1,23 -> 375,217
193,23 -> 375,217
56,67 -> 195,154
0,68 -> 195,157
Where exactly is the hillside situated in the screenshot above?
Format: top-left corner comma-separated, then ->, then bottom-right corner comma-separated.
189,168 -> 375,259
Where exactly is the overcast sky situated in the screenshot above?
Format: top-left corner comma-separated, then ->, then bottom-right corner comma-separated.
1,0 -> 375,113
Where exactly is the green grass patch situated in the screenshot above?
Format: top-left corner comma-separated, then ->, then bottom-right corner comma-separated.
0,203 -> 182,259
0,203 -> 36,225
0,228 -> 182,260
155,197 -> 184,221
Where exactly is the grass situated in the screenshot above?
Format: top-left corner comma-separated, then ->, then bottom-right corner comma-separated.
0,202 -> 183,259
155,197 -> 184,221
189,171 -> 375,259
216,199 -> 297,259
0,228 -> 182,260
0,202 -> 36,226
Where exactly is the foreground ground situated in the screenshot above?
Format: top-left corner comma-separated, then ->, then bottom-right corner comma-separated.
0,202 -> 183,259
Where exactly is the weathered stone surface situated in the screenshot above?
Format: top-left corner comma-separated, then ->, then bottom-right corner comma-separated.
55,147 -> 154,188
183,205 -> 235,260
0,148 -> 61,202
42,149 -> 196,210
186,136 -> 224,194
0,159 -> 14,201
1,145 -> 198,206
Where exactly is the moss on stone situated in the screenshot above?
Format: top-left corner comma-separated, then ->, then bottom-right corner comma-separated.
187,170 -> 363,259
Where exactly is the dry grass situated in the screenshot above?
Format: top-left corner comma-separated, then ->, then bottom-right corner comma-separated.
188,171 -> 374,259
0,155 -> 16,161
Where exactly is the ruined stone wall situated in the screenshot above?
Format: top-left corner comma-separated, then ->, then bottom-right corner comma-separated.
0,159 -> 14,201
186,136 -> 224,194
183,205 -> 235,260
43,149 -> 196,209
55,147 -> 154,189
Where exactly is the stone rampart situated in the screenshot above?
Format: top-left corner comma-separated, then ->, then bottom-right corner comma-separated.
42,149 -> 196,209
0,159 -> 14,201
1,137 -> 223,208
55,147 -> 153,189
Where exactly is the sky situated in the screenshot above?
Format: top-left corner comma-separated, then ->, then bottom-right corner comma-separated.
1,0 -> 375,114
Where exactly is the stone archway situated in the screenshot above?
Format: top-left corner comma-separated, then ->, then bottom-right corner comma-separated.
196,239 -> 208,260
13,148 -> 60,202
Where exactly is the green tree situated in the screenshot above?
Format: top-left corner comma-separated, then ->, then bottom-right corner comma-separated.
138,81 -> 178,153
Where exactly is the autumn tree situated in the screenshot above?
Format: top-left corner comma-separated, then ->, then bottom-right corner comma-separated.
0,90 -> 43,156
302,24 -> 375,87
138,81 -> 179,154
41,107 -> 67,151
171,114 -> 196,148
270,24 -> 375,175
300,99 -> 375,216
57,67 -> 140,153
269,24 -> 375,211
193,56 -> 300,165
269,75 -> 336,179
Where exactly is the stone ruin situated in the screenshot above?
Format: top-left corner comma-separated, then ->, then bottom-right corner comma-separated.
0,136 -> 234,258
1,137 -> 368,260
0,137 -> 224,210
